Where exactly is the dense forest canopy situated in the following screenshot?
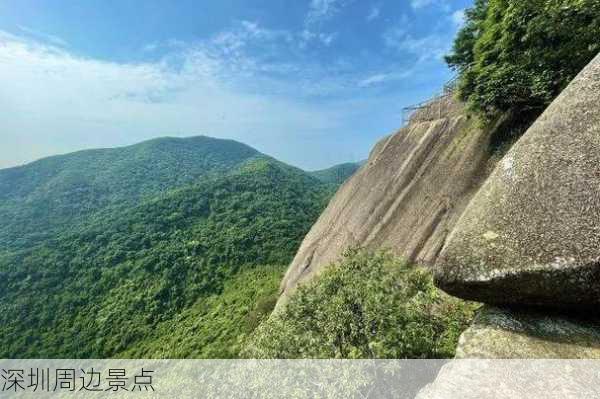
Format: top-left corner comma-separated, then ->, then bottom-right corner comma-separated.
309,162 -> 362,186
0,136 -> 263,251
0,138 -> 339,358
446,0 -> 600,123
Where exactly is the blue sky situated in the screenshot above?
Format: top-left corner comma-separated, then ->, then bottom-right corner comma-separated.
0,0 -> 471,170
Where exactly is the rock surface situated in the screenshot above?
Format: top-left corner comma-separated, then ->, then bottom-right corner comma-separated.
455,307 -> 600,359
417,359 -> 600,399
416,307 -> 600,398
277,98 -> 495,303
434,53 -> 600,308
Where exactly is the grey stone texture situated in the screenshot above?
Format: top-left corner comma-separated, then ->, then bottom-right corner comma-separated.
277,98 -> 495,304
435,53 -> 600,308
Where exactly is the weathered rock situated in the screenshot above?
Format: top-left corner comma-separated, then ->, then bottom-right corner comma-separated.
277,98 -> 496,303
416,307 -> 600,398
434,53 -> 600,308
417,360 -> 600,399
456,307 -> 600,359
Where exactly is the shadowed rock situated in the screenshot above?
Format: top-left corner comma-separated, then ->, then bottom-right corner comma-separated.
434,53 -> 600,308
277,98 -> 496,304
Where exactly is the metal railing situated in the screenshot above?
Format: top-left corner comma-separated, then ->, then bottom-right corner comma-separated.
401,77 -> 459,125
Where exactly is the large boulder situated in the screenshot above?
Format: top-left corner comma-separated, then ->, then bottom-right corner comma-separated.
277,98 -> 496,303
434,53 -> 600,308
418,363 -> 600,399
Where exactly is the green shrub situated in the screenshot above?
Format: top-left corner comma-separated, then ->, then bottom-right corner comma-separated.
243,250 -> 477,359
447,0 -> 600,122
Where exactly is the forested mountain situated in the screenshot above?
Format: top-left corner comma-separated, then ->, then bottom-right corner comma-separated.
309,162 -> 363,186
0,137 -> 335,358
0,136 -> 263,251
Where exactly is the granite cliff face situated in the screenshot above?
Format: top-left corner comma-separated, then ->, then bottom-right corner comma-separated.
278,98 -> 497,303
277,51 -> 600,364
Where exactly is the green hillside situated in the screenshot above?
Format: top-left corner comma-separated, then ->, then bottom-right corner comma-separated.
0,136 -> 263,251
0,138 -> 334,358
309,162 -> 362,186
120,264 -> 286,358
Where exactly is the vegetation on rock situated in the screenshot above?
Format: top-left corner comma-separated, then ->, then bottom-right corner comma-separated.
244,250 -> 477,359
447,0 -> 600,124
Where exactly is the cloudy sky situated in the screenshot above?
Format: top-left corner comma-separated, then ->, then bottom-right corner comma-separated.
0,0 -> 471,170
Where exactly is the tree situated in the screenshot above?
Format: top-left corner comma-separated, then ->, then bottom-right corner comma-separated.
445,0 -> 489,72
447,0 -> 600,121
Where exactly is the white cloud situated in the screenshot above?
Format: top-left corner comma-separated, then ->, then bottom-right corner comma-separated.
0,13 -> 455,170
388,33 -> 452,62
358,74 -> 389,87
301,0 -> 346,47
306,0 -> 347,25
0,29 -> 351,169
382,15 -> 410,49
299,29 -> 338,47
410,0 -> 451,12
142,43 -> 158,52
410,0 -> 433,8
366,6 -> 381,22
319,32 -> 337,46
357,68 -> 418,88
383,15 -> 453,63
17,25 -> 68,47
212,20 -> 292,56
451,9 -> 466,28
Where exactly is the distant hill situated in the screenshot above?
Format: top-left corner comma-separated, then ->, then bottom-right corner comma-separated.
0,136 -> 338,358
309,162 -> 363,185
0,136 -> 265,251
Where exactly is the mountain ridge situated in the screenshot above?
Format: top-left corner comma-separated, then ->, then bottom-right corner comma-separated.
0,142 -> 336,357
0,135 -> 357,253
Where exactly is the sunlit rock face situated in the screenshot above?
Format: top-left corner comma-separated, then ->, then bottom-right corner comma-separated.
435,53 -> 600,308
277,97 -> 496,305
